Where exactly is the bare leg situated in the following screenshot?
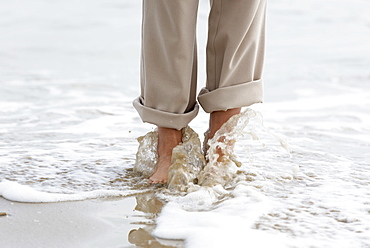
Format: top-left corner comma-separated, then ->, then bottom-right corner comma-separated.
209,108 -> 241,139
208,108 -> 241,162
149,127 -> 182,184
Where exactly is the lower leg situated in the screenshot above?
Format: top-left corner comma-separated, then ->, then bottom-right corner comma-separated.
207,108 -> 241,162
208,108 -> 241,139
149,127 -> 182,184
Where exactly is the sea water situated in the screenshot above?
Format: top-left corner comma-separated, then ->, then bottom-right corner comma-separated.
1,0 -> 370,247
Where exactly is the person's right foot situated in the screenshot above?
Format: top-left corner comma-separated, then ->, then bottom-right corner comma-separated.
149,127 -> 182,184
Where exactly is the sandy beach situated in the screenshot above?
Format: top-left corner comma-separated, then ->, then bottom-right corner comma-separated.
0,195 -> 184,248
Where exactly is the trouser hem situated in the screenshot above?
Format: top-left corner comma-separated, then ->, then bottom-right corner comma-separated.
198,79 -> 263,113
133,97 -> 199,130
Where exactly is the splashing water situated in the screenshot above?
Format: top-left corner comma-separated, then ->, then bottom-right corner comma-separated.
133,126 -> 206,192
133,108 -> 287,193
167,127 -> 206,191
199,109 -> 262,188
133,129 -> 159,178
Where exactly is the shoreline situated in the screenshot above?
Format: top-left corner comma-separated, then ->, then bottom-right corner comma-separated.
0,196 -> 184,248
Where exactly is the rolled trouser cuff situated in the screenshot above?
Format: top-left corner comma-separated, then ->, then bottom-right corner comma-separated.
198,79 -> 263,113
133,97 -> 199,130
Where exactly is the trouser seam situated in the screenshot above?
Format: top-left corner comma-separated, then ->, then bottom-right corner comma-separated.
212,0 -> 222,89
140,0 -> 146,98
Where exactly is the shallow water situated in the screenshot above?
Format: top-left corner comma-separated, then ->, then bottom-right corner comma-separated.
134,125 -> 206,192
1,0 -> 370,247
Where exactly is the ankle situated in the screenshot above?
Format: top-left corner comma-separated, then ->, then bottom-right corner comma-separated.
157,127 -> 182,156
209,108 -> 241,139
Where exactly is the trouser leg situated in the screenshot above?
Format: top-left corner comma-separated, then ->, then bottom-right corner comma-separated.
133,0 -> 200,130
198,0 -> 267,113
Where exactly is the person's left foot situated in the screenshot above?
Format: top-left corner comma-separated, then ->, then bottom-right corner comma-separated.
206,108 -> 241,161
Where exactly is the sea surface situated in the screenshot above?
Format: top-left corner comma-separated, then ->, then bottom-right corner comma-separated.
1,0 -> 370,247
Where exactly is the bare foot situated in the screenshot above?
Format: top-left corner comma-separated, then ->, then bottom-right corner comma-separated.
149,127 -> 182,184
208,108 -> 241,162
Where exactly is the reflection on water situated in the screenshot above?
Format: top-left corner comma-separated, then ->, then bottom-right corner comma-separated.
129,228 -> 180,248
129,193 -> 183,248
134,193 -> 165,215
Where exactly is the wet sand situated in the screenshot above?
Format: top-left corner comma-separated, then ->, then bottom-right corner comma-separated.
0,196 -> 184,248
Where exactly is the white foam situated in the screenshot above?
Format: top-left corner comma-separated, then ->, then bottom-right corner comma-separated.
153,183 -> 289,248
0,180 -> 145,203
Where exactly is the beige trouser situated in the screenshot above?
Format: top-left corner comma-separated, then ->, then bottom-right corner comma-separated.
133,0 -> 266,130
